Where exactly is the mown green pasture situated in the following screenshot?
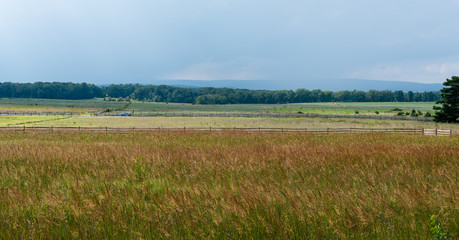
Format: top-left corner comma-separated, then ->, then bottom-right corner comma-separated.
0,116 -> 71,126
0,98 -> 125,113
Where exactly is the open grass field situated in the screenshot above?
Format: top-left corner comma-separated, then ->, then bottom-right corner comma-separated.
1,115 -> 458,133
0,116 -> 72,127
0,98 -> 126,113
0,132 -> 457,239
127,101 -> 439,116
0,98 -> 439,117
265,102 -> 439,115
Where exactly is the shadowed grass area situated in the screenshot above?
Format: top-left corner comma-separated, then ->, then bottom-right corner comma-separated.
0,132 -> 457,239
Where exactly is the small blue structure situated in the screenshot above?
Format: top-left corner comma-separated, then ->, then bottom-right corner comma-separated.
120,112 -> 132,116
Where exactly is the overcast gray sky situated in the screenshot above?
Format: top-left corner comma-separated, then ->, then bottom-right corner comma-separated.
1,0 -> 458,84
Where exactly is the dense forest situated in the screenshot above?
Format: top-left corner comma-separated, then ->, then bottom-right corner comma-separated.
0,82 -> 442,104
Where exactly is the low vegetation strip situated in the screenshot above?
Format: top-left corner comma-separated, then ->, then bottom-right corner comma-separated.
0,132 -> 457,239
0,126 -> 452,135
0,110 -> 435,122
102,111 -> 429,120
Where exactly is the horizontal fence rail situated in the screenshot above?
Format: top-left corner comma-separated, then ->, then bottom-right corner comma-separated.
423,129 -> 452,136
0,126 -> 452,136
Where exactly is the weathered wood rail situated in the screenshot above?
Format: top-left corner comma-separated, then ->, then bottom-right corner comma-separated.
0,126 -> 453,136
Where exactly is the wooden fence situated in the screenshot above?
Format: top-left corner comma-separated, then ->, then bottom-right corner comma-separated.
423,129 -> 452,136
0,126 -> 452,136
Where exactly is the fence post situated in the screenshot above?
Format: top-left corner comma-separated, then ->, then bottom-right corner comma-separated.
106,126 -> 108,132
435,128 -> 438,136
210,127 -> 212,132
259,127 -> 261,133
23,125 -> 25,132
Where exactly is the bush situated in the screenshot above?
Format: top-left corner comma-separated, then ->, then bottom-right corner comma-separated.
425,112 -> 432,117
375,111 -> 379,114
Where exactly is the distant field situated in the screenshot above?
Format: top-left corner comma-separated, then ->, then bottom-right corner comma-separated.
266,102 -> 439,115
0,132 -> 457,239
0,98 -> 439,116
127,101 -> 438,116
0,98 -> 125,113
1,116 -> 458,134
0,116 -> 71,126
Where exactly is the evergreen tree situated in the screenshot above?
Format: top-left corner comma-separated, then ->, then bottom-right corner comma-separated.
433,76 -> 459,123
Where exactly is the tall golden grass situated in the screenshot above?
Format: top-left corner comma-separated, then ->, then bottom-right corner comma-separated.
0,132 -> 457,239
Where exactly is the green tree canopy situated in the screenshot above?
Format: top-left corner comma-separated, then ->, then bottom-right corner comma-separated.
433,76 -> 459,123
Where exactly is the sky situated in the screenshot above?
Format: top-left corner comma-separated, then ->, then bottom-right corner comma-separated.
0,0 -> 458,84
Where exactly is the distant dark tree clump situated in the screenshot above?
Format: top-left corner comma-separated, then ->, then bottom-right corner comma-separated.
433,76 -> 459,123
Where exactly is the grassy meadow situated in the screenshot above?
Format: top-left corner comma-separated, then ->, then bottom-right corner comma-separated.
0,98 -> 439,116
0,132 -> 457,239
1,115 -> 458,134
0,98 -> 126,113
0,98 -> 457,238
126,101 -> 439,116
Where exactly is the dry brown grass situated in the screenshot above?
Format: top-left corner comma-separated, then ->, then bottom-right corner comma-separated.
0,132 -> 457,239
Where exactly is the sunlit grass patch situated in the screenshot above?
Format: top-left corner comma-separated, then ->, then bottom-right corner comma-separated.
0,132 -> 457,239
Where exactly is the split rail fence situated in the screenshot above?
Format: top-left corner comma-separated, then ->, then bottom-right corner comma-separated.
0,126 -> 453,136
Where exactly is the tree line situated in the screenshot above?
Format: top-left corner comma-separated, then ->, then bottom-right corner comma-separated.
106,84 -> 442,103
0,82 -> 442,103
0,82 -> 103,100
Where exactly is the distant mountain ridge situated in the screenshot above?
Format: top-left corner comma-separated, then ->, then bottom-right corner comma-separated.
146,79 -> 442,92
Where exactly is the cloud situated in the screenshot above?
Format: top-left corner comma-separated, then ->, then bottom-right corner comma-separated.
349,60 -> 459,83
425,62 -> 459,75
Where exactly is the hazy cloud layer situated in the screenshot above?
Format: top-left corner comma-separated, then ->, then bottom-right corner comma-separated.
0,0 -> 458,84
